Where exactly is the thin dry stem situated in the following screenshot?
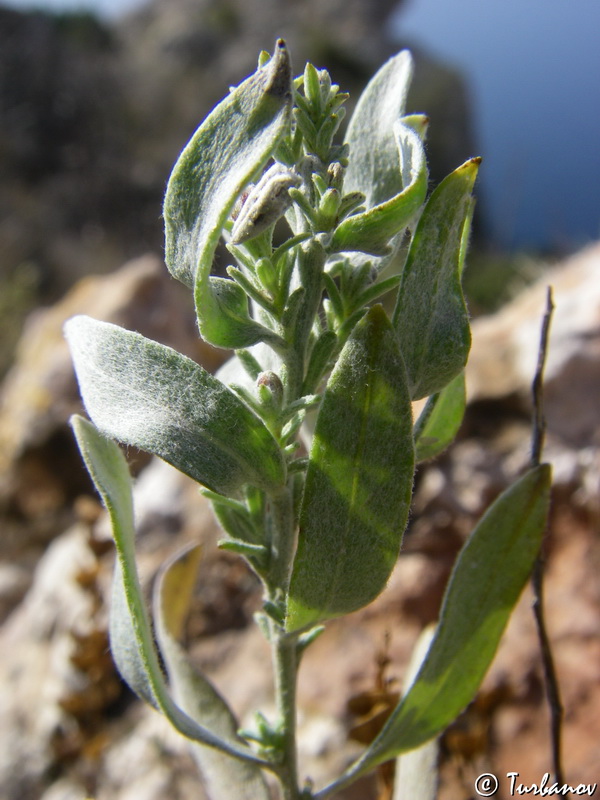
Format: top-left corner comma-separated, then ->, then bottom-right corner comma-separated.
529,286 -> 565,787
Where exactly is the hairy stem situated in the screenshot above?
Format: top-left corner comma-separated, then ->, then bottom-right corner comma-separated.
267,486 -> 301,799
273,630 -> 301,800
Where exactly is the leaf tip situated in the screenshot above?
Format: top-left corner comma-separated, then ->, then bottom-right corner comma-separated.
464,156 -> 482,181
63,313 -> 85,340
265,38 -> 292,101
69,412 -> 86,434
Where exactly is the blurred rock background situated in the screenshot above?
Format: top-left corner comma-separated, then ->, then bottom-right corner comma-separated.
0,1 -> 598,799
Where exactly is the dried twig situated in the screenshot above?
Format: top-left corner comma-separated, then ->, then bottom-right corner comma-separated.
529,286 -> 565,786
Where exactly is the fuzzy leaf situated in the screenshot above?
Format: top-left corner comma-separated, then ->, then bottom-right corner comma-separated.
70,415 -> 263,765
164,40 -> 292,349
324,464 -> 552,790
164,39 -> 292,289
65,316 -> 285,496
154,544 -> 271,800
202,277 -> 282,350
414,372 -> 466,463
392,158 -> 480,400
331,120 -> 427,255
286,306 -> 414,631
344,51 -> 414,208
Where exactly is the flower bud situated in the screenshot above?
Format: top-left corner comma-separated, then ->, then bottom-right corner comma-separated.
257,370 -> 284,408
231,163 -> 300,244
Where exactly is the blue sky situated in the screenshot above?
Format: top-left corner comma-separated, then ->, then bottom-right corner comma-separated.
395,0 -> 600,249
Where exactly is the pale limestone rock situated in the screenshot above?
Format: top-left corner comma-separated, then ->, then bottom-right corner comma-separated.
467,241 -> 600,447
0,525 -> 100,797
0,254 -> 215,478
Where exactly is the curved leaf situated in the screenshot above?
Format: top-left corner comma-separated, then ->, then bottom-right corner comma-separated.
392,158 -> 480,400
286,305 -> 415,631
154,544 -> 271,800
70,415 -> 265,766
65,316 -> 285,496
202,277 -> 283,350
318,464 -> 552,795
344,51 -> 414,208
331,120 -> 427,256
164,39 -> 292,289
164,40 -> 292,349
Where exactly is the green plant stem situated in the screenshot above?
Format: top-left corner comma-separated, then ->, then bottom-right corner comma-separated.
284,241 -> 326,400
273,630 -> 301,800
267,485 -> 301,799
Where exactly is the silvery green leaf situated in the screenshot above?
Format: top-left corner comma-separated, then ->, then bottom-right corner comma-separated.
202,277 -> 284,350
286,306 -> 415,632
344,50 -> 414,208
302,330 -> 338,394
414,372 -> 466,463
318,465 -> 551,795
164,39 -> 292,289
65,316 -> 285,496
331,119 -> 427,256
109,560 -> 158,709
210,497 -> 260,546
154,544 -> 271,800
70,415 -> 264,766
392,158 -> 480,400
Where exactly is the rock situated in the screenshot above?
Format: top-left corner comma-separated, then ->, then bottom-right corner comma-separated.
0,560 -> 32,621
0,457 -> 217,800
1,237 -> 599,798
467,241 -> 600,448
1,445 -> 599,799
0,254 -> 222,564
0,524 -> 110,799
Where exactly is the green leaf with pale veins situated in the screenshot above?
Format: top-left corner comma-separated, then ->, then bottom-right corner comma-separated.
154,544 -> 271,800
70,415 -> 265,767
286,305 -> 415,632
65,316 -> 285,496
414,372 -> 466,463
392,158 -> 480,400
317,465 -> 552,795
